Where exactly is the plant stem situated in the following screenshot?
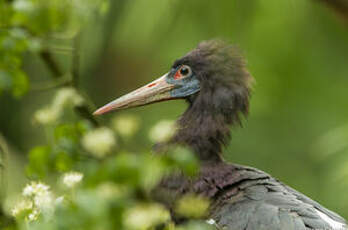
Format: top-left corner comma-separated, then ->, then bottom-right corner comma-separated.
39,51 -> 63,78
72,33 -> 80,88
39,45 -> 100,126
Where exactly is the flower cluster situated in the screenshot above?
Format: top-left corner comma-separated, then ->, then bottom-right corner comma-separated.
124,203 -> 170,230
62,171 -> 83,188
175,194 -> 210,219
112,114 -> 140,138
11,171 -> 84,222
12,182 -> 55,221
149,120 -> 176,143
34,87 -> 84,125
11,199 -> 33,218
82,127 -> 116,158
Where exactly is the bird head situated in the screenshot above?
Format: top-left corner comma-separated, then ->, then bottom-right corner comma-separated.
94,40 -> 252,115
94,40 -> 253,161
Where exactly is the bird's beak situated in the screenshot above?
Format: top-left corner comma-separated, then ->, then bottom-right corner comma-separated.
93,73 -> 175,115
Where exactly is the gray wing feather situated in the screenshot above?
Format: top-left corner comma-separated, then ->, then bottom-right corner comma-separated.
209,166 -> 347,230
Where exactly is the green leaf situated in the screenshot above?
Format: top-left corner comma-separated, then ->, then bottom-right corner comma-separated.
54,123 -> 82,144
111,153 -> 141,186
12,69 -> 29,98
0,70 -> 13,92
175,194 -> 210,219
26,145 -> 51,179
140,154 -> 166,191
55,151 -> 73,172
169,147 -> 199,177
0,69 -> 28,98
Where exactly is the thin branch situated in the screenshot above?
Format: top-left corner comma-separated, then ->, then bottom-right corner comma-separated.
48,45 -> 75,52
70,33 -> 100,126
74,105 -> 99,127
39,50 -> 63,78
85,0 -> 126,78
101,0 -> 126,56
30,76 -> 72,92
74,0 -> 127,126
45,45 -> 75,55
72,33 -> 80,88
36,1 -> 129,127
39,44 -> 99,126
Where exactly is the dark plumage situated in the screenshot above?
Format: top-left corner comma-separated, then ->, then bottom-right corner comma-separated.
95,40 -> 347,230
170,40 -> 252,162
155,40 -> 347,230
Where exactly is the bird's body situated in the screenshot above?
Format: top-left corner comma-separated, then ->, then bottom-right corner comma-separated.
94,40 -> 347,229
155,163 -> 346,230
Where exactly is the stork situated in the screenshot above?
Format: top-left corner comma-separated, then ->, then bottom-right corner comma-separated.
94,40 -> 347,230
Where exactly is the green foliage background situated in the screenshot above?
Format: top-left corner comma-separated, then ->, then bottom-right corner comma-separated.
1,0 -> 348,228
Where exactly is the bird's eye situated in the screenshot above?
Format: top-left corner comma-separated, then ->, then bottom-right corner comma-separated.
174,65 -> 192,80
180,66 -> 190,76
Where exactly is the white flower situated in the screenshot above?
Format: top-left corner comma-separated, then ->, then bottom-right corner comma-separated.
34,107 -> 60,125
96,182 -> 124,200
11,199 -> 33,217
206,218 -> 216,225
13,181 -> 57,221
34,192 -> 53,210
23,182 -> 53,211
149,120 -> 176,143
27,209 -> 39,221
33,87 -> 84,125
22,182 -> 50,197
53,87 -> 84,109
13,0 -> 34,12
112,114 -> 140,138
25,182 -> 53,212
22,185 -> 35,197
124,204 -> 170,230
62,171 -> 83,188
28,213 -> 36,221
82,127 -> 116,158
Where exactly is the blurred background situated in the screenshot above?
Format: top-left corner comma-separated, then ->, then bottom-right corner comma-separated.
1,0 -> 348,220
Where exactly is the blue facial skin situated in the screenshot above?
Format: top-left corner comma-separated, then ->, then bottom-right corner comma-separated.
165,67 -> 201,98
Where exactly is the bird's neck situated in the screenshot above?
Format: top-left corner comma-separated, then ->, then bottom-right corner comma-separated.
169,80 -> 250,162
171,101 -> 231,163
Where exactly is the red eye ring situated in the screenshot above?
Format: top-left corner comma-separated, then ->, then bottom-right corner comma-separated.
174,65 -> 192,80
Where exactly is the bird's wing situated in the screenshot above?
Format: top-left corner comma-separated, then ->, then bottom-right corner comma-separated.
284,184 -> 347,227
209,166 -> 347,230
